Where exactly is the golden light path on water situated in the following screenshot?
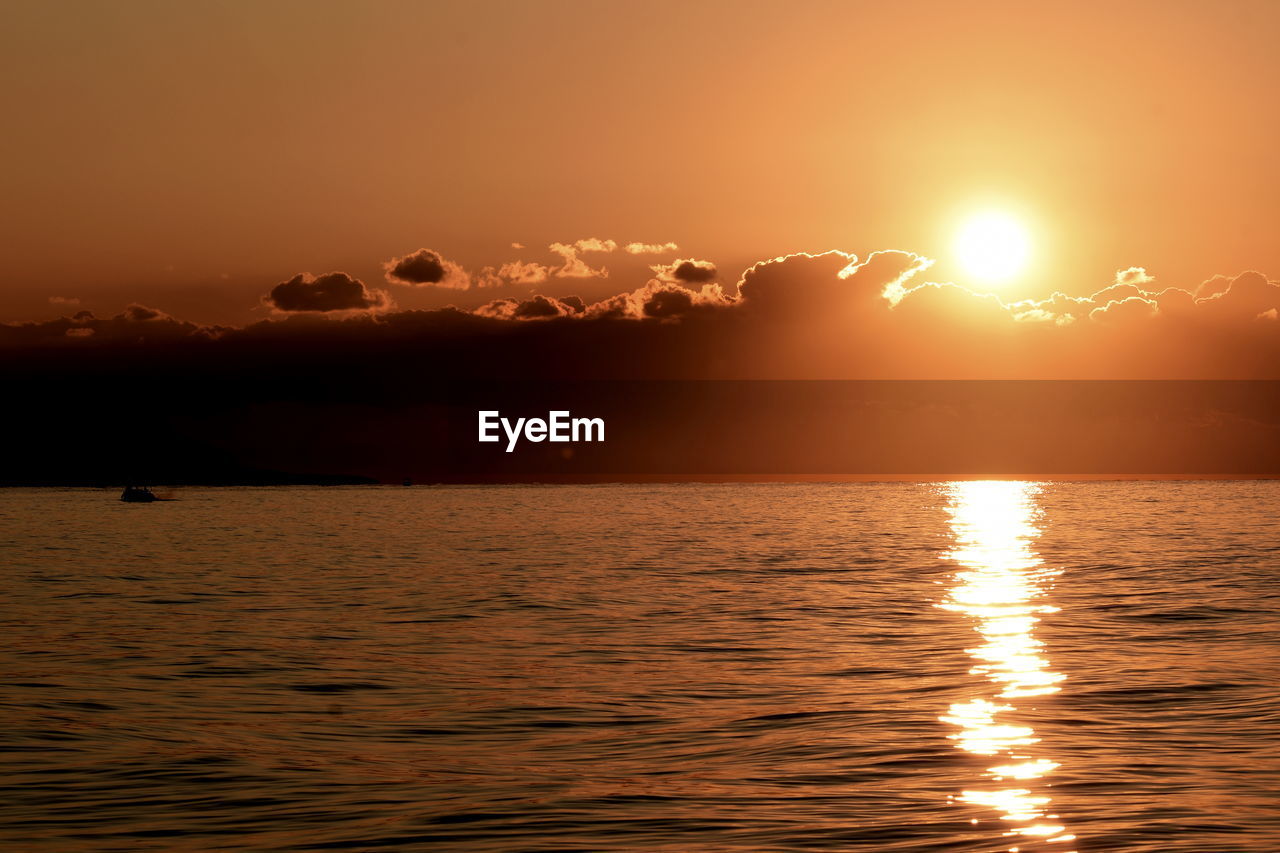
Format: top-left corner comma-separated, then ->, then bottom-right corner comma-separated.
939,481 -> 1077,852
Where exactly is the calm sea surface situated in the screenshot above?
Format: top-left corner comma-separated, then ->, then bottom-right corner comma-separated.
2,482 -> 1278,851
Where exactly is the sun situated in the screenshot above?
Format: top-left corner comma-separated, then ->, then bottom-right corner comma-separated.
953,211 -> 1032,285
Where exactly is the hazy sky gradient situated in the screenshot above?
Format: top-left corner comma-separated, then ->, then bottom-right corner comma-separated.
2,0 -> 1278,323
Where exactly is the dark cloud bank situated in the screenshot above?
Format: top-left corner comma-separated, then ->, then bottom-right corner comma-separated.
4,249 -> 1280,483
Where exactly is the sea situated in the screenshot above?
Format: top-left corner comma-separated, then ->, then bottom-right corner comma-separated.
1,482 -> 1278,851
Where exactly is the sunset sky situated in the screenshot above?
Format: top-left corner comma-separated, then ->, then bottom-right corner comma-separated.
3,0 -> 1278,327
7,9 -> 1280,852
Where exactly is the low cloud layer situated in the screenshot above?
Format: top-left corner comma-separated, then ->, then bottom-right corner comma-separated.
6,244 -> 1280,379
0,304 -> 225,346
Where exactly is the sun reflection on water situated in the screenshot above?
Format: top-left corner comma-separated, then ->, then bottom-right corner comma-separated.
940,481 -> 1076,851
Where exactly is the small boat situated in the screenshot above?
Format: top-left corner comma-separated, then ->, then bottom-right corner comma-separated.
120,485 -> 159,503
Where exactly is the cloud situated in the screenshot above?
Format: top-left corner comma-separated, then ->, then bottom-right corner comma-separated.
652,258 -> 718,284
1194,270 -> 1280,320
472,238 -> 661,287
892,281 -> 1011,327
1005,268 -> 1280,330
2,304 -> 225,347
736,249 -> 934,318
1088,282 -> 1149,306
475,294 -> 585,320
497,237 -> 673,284
117,303 -> 171,322
1009,291 -> 1091,325
1114,266 -> 1155,287
549,241 -> 611,279
280,252 -> 1268,378
383,248 -> 469,289
572,237 -> 617,254
1195,274 -> 1233,298
844,250 -> 935,305
496,260 -> 550,286
10,243 -> 1280,381
636,281 -> 730,319
625,241 -> 679,254
583,279 -> 732,320
736,250 -> 858,314
472,297 -> 524,320
265,272 -> 391,313
1089,294 -> 1160,323
48,296 -> 80,306
640,286 -> 699,319
1153,286 -> 1197,318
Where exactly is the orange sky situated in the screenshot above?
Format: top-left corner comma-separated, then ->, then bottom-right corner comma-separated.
2,0 -> 1278,325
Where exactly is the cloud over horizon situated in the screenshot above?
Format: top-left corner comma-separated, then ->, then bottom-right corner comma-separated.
6,242 -> 1280,379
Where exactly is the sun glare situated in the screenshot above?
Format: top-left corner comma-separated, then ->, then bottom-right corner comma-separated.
953,212 -> 1032,285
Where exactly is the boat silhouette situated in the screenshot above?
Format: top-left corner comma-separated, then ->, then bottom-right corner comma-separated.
119,485 -> 174,503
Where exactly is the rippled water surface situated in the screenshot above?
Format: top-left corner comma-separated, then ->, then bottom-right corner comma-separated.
2,482 -> 1279,851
